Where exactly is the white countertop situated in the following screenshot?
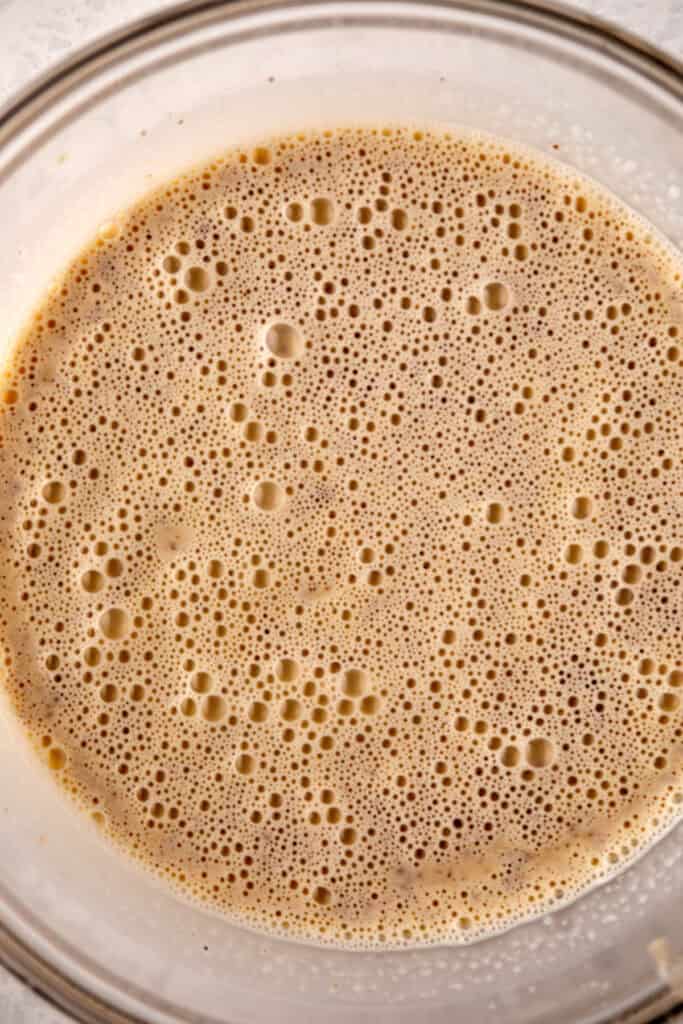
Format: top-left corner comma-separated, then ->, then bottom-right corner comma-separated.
0,0 -> 682,1021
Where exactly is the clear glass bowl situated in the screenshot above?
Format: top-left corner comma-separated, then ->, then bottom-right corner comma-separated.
1,2 -> 682,1022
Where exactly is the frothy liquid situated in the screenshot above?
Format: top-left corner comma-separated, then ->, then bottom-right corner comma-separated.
1,127 -> 682,948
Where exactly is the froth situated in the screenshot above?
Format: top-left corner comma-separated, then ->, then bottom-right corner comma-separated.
0,126 -> 682,949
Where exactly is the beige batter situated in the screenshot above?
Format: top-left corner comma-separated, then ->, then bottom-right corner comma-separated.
0,126 -> 682,948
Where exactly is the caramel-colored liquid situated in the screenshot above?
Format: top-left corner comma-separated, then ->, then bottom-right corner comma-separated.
1,127 -> 682,948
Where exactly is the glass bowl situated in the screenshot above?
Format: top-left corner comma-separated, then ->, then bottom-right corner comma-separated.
0,2 -> 682,1022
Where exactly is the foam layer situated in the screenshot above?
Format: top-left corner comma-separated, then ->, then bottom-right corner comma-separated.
0,126 -> 682,948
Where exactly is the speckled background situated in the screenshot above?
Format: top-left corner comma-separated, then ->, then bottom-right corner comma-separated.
0,1 -> 682,1020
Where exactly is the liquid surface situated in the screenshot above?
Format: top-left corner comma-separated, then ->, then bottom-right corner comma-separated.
1,127 -> 683,948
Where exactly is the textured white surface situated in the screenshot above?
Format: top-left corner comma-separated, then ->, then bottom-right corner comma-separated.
0,1 -> 681,1021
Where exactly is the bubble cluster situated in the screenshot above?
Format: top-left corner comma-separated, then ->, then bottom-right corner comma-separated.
0,126 -> 682,949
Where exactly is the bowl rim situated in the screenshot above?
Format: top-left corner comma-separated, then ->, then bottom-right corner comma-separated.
0,2 -> 682,1022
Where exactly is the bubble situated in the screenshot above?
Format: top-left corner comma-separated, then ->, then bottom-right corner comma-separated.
180,697 -> 197,717
526,738 -> 554,768
391,209 -> 407,230
342,669 -> 367,697
105,558 -> 123,578
202,695 -> 227,722
244,421 -> 263,442
276,658 -> 299,682
230,402 -> 248,423
571,496 -> 592,520
483,282 -> 509,311
83,646 -> 101,667
311,197 -> 334,226
264,322 -> 303,360
360,695 -> 380,715
252,480 -> 285,512
99,608 -> 129,640
286,202 -> 304,223
81,570 -> 104,593
249,701 -> 268,723
252,568 -> 271,589
253,146 -> 271,166
235,753 -> 254,775
191,672 -> 212,694
48,748 -> 66,771
313,885 -> 331,906
185,267 -> 209,292
486,502 -> 504,525
564,544 -> 583,565
163,255 -> 181,274
42,481 -> 65,504
281,698 -> 301,721
501,745 -> 520,768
